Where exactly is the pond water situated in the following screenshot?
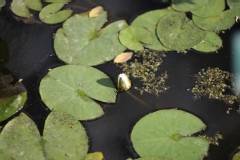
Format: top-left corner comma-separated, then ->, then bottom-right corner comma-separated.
1,0 -> 240,160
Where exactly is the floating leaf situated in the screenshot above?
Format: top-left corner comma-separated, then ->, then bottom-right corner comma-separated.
43,110 -> 89,160
171,0 -> 208,12
131,109 -> 209,160
119,26 -> 153,51
191,0 -> 225,17
0,113 -> 44,159
131,9 -> 175,51
193,31 -> 222,52
39,65 -> 116,120
0,110 -> 89,159
114,52 -> 133,63
227,0 -> 240,17
54,7 -> 127,66
227,0 -> 240,10
89,6 -> 104,18
44,0 -> 72,2
0,92 -> 27,122
233,150 -> 240,160
39,3 -> 73,24
0,0 -> 5,10
85,152 -> 104,160
10,0 -> 42,18
157,13 -> 206,51
193,10 -> 236,31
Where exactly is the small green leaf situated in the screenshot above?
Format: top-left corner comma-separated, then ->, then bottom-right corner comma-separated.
232,150 -> 240,160
193,10 -> 236,31
171,0 -> 208,12
43,110 -> 89,160
0,0 -> 5,10
227,0 -> 240,17
191,0 -> 225,17
119,26 -> 154,51
39,65 -> 116,120
11,0 -> 42,18
156,13 -> 206,51
0,113 -> 44,160
0,91 -> 27,122
131,109 -> 209,160
131,9 -> 176,51
54,7 -> 127,66
193,31 -> 222,52
39,3 -> 73,24
227,0 -> 240,10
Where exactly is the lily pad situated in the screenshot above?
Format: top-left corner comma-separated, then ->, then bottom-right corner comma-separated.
119,26 -> 153,51
0,0 -> 5,10
227,0 -> 240,17
233,150 -> 240,160
43,110 -> 89,160
156,13 -> 206,51
191,0 -> 225,17
131,109 -> 209,160
39,65 -> 116,120
10,0 -> 42,18
0,113 -> 44,160
54,7 -> 127,66
193,31 -> 222,52
227,0 -> 240,9
0,91 -> 27,122
39,3 -> 73,24
171,0 -> 208,12
193,10 -> 236,31
0,110 -> 89,160
131,9 -> 175,51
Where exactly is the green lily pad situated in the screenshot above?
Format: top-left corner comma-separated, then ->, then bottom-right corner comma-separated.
0,91 -> 27,122
233,150 -> 240,160
227,0 -> 240,9
131,9 -> 175,51
119,26 -> 154,51
171,0 -> 208,12
39,65 -> 116,120
0,113 -> 44,160
156,13 -> 206,51
54,7 -> 127,66
193,10 -> 236,31
39,3 -> 73,24
44,0 -> 72,2
11,0 -> 42,18
227,0 -> 240,17
193,31 -> 222,52
0,110 -> 89,159
43,110 -> 88,160
0,0 -> 5,10
131,109 -> 209,160
191,0 -> 225,17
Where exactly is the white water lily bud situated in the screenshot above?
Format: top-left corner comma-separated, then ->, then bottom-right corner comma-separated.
117,73 -> 131,91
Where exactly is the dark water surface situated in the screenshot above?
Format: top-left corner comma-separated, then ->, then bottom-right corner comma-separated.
1,0 -> 240,160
